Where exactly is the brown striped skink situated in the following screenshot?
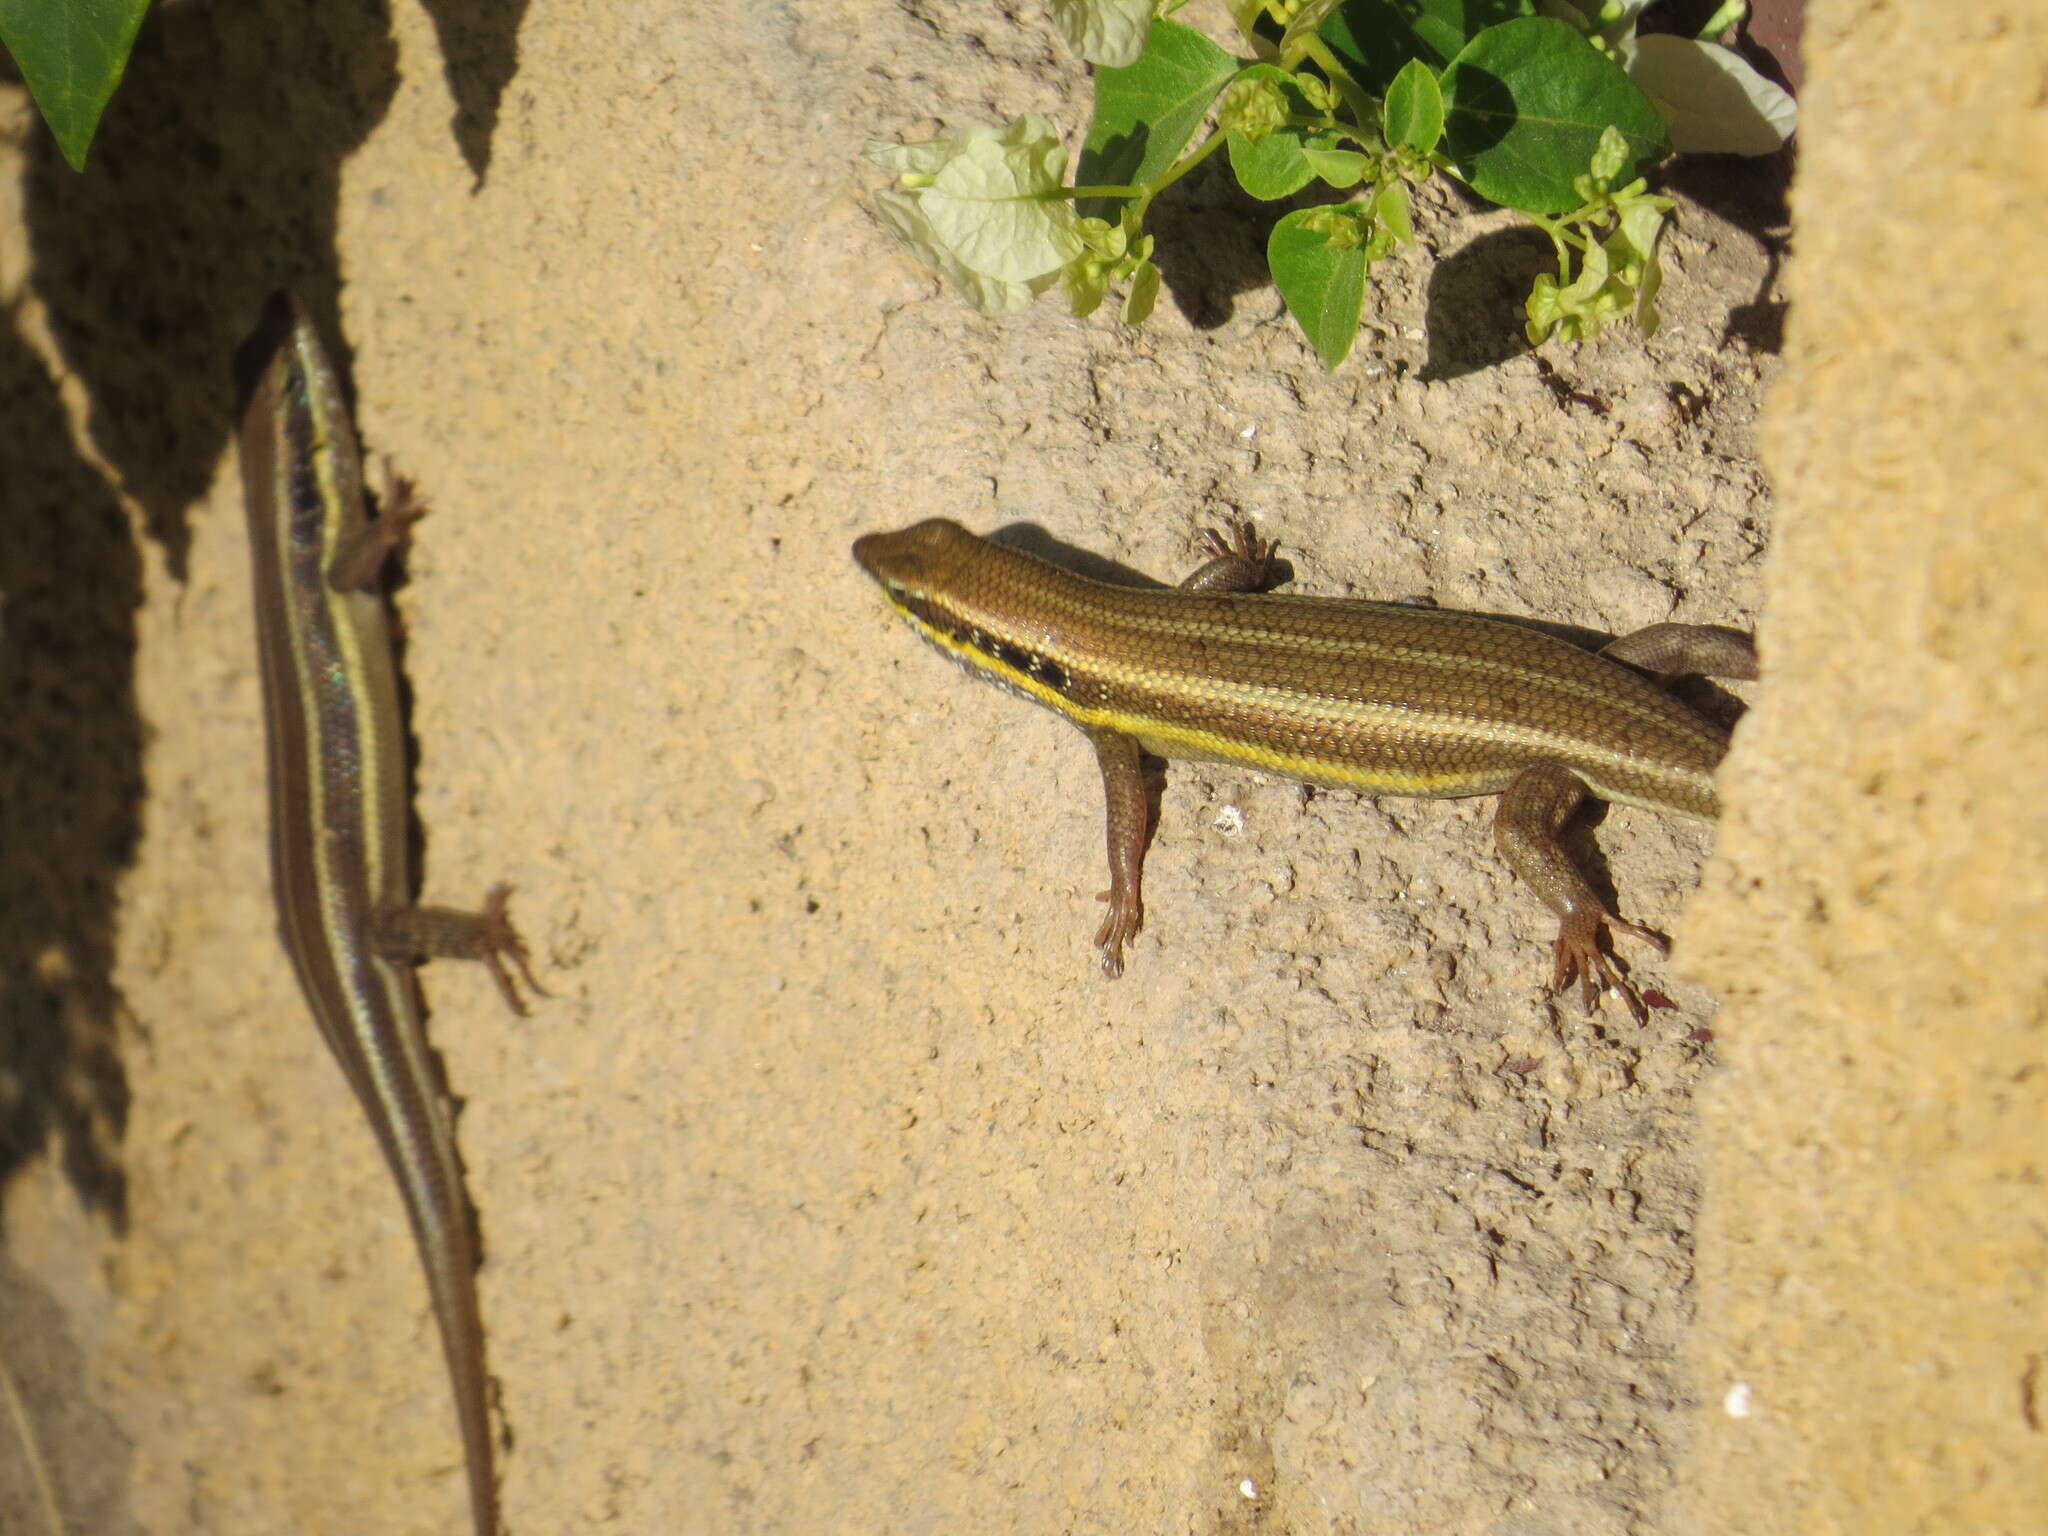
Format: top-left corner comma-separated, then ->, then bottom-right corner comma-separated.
853,517 -> 1755,1021
236,292 -> 540,1536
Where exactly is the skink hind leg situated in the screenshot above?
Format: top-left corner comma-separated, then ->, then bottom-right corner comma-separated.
1494,764 -> 1667,1026
373,883 -> 547,1015
1601,622 -> 1759,681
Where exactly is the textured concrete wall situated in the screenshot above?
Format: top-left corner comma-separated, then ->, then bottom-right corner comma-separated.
4,0 -> 2039,1531
1683,2 -> 2048,1530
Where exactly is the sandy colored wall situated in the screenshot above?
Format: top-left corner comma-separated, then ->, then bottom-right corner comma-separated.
1679,0 -> 2048,1530
0,0 -> 2037,1533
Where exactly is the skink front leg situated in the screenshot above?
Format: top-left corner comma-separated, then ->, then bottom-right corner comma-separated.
1088,729 -> 1149,977
1180,520 -> 1273,594
1493,763 -> 1667,1025
326,461 -> 430,591
1087,520 -> 1277,977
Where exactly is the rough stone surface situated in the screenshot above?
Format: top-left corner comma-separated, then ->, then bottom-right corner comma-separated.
30,0 -> 2025,1531
1680,1 -> 2048,1531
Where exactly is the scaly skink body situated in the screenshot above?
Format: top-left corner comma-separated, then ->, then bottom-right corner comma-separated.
853,517 -> 1756,1020
237,293 -> 538,1536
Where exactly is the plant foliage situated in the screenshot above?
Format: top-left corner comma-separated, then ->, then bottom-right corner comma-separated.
867,1 -> 1793,367
0,0 -> 150,170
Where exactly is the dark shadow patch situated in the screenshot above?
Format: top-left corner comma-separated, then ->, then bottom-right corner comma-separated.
1661,121 -> 1796,357
24,0 -> 405,580
1720,292 -> 1787,355
5,0 -> 491,1227
1666,150 -> 1794,355
1418,224 -> 1553,381
1144,154 -> 1295,334
0,323 -> 141,1229
1665,143 -> 1794,245
416,0 -> 532,188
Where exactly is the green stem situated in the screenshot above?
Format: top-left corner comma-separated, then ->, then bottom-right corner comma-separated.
1523,212 -> 1575,278
1697,0 -> 1747,39
1054,125 -> 1229,222
1296,35 -> 1376,126
1279,114 -> 1375,152
1129,128 -> 1229,221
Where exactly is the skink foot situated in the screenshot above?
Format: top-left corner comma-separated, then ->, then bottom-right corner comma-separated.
1551,907 -> 1668,1027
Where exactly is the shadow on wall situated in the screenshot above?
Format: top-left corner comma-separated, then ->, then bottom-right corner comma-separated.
0,323 -> 139,1229
0,0 -> 528,1230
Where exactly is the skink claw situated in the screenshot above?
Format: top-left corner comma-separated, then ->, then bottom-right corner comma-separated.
1093,888 -> 1141,978
477,882 -> 548,1016
1550,907 -> 1667,1027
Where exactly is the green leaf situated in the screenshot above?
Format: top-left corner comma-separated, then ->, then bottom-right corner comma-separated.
1625,33 -> 1797,156
1294,72 -> 1337,112
1382,59 -> 1445,154
1121,259 -> 1162,323
1525,272 -> 1565,344
1063,252 -> 1113,318
875,189 -> 1047,315
1051,0 -> 1154,67
1372,178 -> 1415,247
1321,0 -> 1532,95
1269,206 -> 1373,370
1615,194 -> 1668,260
1222,66 -> 1332,201
1275,0 -> 1349,68
1560,233 -> 1610,306
868,116 -> 1083,316
1229,130 -> 1323,200
1524,237 -> 1614,345
1064,217 -> 1158,323
1440,17 -> 1667,215
1301,146 -> 1370,188
910,119 -> 1080,279
1587,119 -> 1628,184
1632,232 -> 1664,336
1218,68 -> 1292,143
1605,178 -> 1674,252
1078,18 -> 1238,208
0,0 -> 150,170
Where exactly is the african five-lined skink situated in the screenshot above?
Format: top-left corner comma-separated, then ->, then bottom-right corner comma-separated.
236,292 -> 540,1536
853,517 -> 1755,1021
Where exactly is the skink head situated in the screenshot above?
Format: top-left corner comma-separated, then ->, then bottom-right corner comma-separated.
851,518 -> 980,599
852,518 -> 1084,706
